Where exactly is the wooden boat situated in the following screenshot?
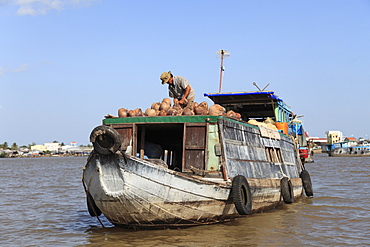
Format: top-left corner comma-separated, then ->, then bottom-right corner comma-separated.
82,90 -> 313,229
325,142 -> 370,157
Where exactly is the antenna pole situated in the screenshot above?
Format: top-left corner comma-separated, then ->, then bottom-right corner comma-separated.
216,49 -> 230,93
219,50 -> 225,93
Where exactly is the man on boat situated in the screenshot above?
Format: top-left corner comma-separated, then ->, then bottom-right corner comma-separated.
160,71 -> 195,110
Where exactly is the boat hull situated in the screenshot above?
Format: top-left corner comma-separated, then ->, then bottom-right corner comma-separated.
83,152 -> 303,229
328,148 -> 370,157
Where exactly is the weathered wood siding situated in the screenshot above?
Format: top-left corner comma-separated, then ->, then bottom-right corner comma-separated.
183,123 -> 207,171
108,123 -> 134,152
219,119 -> 300,180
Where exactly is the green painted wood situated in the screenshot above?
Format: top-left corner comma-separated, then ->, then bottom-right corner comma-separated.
103,115 -> 222,124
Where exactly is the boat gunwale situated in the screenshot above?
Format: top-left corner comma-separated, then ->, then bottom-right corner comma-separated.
103,115 -> 290,138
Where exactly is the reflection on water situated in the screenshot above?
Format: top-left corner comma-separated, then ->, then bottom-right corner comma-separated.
0,154 -> 369,246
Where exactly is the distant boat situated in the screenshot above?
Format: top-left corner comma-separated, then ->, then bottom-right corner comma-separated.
82,89 -> 313,229
325,141 -> 370,156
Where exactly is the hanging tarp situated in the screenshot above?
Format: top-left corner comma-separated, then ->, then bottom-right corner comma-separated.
290,122 -> 303,135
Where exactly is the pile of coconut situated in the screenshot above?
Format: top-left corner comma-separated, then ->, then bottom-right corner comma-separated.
105,98 -> 242,119
247,117 -> 279,130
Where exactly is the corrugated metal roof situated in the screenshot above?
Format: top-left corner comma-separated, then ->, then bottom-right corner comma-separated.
203,91 -> 282,105
204,90 -> 290,121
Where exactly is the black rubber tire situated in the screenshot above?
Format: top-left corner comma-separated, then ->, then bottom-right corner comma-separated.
90,125 -> 122,155
300,170 -> 313,197
281,177 -> 294,203
87,192 -> 102,217
231,175 -> 252,215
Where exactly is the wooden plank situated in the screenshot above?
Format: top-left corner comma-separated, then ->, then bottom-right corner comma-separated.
217,120 -> 228,180
185,125 -> 206,148
113,124 -> 133,152
140,126 -> 145,159
183,124 -> 207,172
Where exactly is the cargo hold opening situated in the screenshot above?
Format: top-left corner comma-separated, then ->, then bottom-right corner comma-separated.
136,123 -> 184,171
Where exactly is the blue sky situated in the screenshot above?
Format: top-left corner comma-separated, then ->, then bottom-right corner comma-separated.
1,0 -> 370,146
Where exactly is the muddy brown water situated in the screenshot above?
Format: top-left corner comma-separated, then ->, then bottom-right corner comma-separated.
0,154 -> 369,246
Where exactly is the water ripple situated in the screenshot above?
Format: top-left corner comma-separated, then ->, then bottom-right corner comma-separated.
0,154 -> 369,246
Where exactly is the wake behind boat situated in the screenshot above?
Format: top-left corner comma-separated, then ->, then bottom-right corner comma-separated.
82,89 -> 313,229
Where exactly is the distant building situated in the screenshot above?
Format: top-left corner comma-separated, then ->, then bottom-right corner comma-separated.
29,142 -> 92,155
343,137 -> 358,147
62,142 -> 79,152
31,144 -> 47,152
31,143 -> 61,152
325,130 -> 343,144
308,137 -> 327,150
44,143 -> 61,152
344,137 -> 357,142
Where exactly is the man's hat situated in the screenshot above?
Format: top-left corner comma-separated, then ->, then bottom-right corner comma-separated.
160,71 -> 171,84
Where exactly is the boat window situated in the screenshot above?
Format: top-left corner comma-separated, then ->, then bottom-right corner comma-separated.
265,147 -> 283,163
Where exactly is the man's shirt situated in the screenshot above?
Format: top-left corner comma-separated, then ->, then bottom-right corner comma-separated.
168,76 -> 195,99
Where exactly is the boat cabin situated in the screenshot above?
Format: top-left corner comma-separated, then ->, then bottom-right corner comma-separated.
103,91 -> 300,175
103,116 -> 223,175
204,91 -> 293,122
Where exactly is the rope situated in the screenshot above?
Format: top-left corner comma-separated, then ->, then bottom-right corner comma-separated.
82,178 -> 106,228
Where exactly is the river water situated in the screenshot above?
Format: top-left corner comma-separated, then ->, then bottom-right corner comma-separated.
0,154 -> 369,246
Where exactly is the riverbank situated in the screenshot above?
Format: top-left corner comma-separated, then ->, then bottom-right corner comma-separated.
0,152 -> 90,158
0,147 -> 92,158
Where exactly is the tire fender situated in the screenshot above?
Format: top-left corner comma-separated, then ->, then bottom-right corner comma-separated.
300,170 -> 313,197
231,175 -> 252,215
281,177 -> 294,203
90,125 -> 122,155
